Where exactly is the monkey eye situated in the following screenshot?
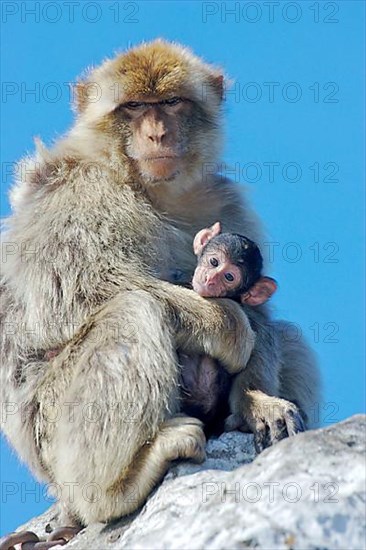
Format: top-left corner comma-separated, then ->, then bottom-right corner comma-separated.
123,101 -> 146,110
224,272 -> 235,282
210,257 -> 219,267
162,97 -> 183,106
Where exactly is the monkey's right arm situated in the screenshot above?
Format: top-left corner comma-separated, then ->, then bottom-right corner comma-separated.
61,276 -> 256,376
148,281 -> 256,374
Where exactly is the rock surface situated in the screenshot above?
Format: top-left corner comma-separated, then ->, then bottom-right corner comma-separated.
3,415 -> 366,550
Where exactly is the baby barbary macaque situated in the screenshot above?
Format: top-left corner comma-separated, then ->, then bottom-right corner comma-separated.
180,222 -> 277,433
191,221 -> 277,303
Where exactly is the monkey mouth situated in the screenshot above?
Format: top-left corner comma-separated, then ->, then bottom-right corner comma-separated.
140,156 -> 181,181
144,155 -> 178,161
193,281 -> 212,297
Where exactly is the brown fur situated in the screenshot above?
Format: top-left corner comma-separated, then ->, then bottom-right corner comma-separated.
1,40 -> 320,526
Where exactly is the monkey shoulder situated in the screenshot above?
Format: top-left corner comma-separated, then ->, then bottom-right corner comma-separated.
3,154 -> 171,313
207,174 -> 265,248
9,153 -> 165,250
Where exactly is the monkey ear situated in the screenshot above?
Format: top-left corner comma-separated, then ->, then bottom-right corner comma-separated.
210,221 -> 221,236
193,221 -> 221,255
241,277 -> 278,306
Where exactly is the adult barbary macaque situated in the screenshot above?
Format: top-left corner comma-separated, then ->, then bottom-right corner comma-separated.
1,40 -> 320,526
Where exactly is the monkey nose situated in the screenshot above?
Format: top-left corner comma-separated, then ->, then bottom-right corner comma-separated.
206,275 -> 217,286
148,129 -> 166,144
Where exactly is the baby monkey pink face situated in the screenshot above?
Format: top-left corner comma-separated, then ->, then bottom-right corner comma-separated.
192,248 -> 243,298
191,222 -> 278,306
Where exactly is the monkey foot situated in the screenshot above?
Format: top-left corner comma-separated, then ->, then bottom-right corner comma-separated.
225,398 -> 305,454
253,399 -> 305,453
157,416 -> 207,464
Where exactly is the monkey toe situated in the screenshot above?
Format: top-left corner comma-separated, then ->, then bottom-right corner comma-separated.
284,407 -> 306,436
253,420 -> 270,453
163,414 -> 204,428
175,426 -> 206,463
254,431 -> 265,454
255,421 -> 285,453
268,418 -> 289,446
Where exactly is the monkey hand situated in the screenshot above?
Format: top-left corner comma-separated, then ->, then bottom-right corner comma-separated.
225,391 -> 305,453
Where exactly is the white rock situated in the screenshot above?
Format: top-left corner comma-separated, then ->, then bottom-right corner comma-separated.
3,415 -> 365,550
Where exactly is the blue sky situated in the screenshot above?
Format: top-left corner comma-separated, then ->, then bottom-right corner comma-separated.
1,0 -> 365,536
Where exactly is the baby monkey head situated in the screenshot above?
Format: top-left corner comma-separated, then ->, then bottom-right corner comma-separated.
192,222 -> 277,305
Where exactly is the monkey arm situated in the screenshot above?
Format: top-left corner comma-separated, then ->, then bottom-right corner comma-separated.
144,280 -> 256,374
55,275 -> 256,376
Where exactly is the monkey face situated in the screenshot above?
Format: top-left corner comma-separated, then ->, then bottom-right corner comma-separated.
192,249 -> 243,298
74,40 -> 224,187
115,97 -> 193,182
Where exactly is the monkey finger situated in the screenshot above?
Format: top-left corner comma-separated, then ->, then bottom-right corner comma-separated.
254,431 -> 266,454
254,421 -> 270,453
285,408 -> 306,436
268,418 -> 289,446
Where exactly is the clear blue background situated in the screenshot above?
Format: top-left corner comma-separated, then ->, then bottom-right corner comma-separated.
1,0 -> 365,536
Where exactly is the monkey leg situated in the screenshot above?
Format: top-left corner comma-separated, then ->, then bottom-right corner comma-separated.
224,413 -> 251,433
102,415 -> 206,519
36,290 -> 206,525
226,346 -> 306,453
57,416 -> 206,525
225,313 -> 320,453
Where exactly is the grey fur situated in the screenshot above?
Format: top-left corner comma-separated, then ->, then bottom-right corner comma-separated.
0,41 -> 320,525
